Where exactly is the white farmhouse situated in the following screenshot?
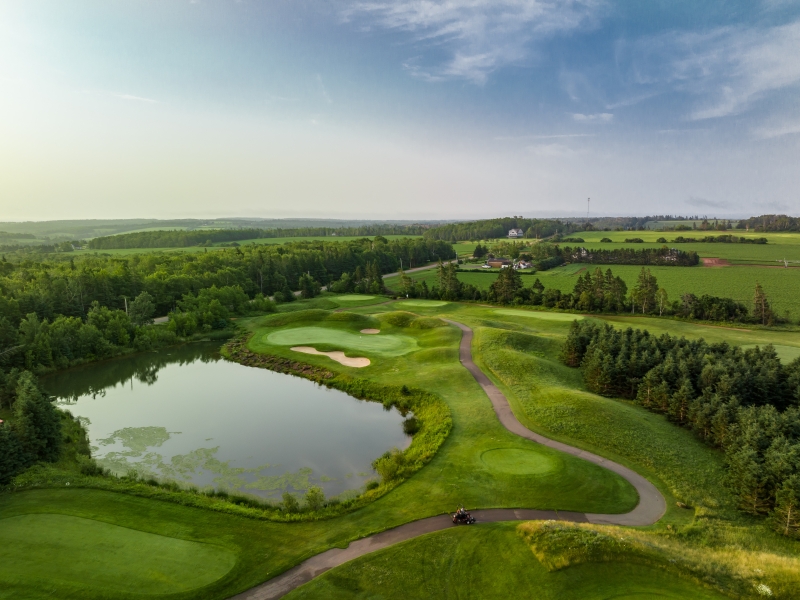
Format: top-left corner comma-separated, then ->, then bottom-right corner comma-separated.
508,228 -> 524,238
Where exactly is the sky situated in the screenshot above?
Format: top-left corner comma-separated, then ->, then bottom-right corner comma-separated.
1,0 -> 799,220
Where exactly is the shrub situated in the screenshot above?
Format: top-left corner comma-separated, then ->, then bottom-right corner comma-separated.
600,237 -> 613,243
365,480 -> 380,491
403,417 -> 420,435
282,491 -> 300,513
373,448 -> 406,483
305,486 -> 326,511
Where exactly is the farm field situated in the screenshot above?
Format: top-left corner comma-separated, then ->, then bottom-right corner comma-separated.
3,295 -> 800,598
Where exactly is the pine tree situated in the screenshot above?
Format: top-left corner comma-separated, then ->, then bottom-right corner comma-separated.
753,282 -> 774,325
11,372 -> 62,464
0,425 -> 26,484
770,475 -> 800,538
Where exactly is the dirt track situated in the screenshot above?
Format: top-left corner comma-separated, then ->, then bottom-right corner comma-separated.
230,319 -> 666,600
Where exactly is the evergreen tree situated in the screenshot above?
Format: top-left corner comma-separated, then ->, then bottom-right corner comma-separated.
0,425 -> 26,484
753,282 -> 774,325
11,372 -> 62,464
770,475 -> 800,538
489,266 -> 522,305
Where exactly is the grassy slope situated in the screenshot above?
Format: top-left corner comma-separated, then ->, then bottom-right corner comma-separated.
285,523 -> 729,600
321,300 -> 800,597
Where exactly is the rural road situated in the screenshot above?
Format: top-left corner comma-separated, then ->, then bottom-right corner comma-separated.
230,320 -> 666,600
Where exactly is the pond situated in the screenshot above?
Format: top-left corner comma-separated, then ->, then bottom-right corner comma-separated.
43,343 -> 410,499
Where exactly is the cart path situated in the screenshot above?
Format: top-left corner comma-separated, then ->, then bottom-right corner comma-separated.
230,320 -> 666,600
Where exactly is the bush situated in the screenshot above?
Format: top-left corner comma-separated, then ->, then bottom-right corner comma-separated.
373,448 -> 406,483
305,486 -> 326,511
403,417 -> 420,435
365,480 -> 380,491
600,237 -> 613,243
282,491 -> 300,513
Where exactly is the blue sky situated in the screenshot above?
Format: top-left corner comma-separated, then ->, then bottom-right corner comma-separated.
1,0 -> 799,220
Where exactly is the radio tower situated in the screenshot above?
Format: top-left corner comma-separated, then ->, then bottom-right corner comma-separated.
587,197 -> 590,220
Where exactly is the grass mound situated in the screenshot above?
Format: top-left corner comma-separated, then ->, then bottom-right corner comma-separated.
284,523 -> 729,600
259,309 -> 330,327
0,513 -> 236,595
378,311 -> 417,328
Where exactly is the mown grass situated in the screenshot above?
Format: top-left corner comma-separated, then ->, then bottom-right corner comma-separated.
284,522 -> 729,600
0,513 -> 236,595
1,301 -> 640,599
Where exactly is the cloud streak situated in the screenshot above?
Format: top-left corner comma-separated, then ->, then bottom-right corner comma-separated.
618,20 -> 800,120
344,0 -> 607,84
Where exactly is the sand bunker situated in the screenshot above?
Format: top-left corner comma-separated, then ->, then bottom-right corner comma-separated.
360,329 -> 380,334
291,347 -> 370,368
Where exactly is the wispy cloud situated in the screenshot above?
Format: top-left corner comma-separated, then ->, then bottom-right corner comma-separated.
618,20 -> 800,120
343,0 -> 607,84
572,112 -> 613,123
494,133 -> 594,140
316,74 -> 333,104
78,90 -> 159,103
753,118 -> 800,139
114,93 -> 158,103
687,196 -> 729,209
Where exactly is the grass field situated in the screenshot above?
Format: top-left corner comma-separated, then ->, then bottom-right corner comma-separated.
3,294 -> 800,598
264,326 -> 420,356
0,513 -> 236,595
285,523 -> 728,600
386,261 -> 800,321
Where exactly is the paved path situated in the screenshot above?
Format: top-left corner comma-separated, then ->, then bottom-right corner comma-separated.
230,319 -> 666,600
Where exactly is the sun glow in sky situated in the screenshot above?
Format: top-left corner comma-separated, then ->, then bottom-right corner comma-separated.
1,1 -> 799,220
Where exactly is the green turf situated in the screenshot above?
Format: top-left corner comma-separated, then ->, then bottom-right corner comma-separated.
494,309 -> 583,322
396,300 -> 450,307
0,514 -> 236,595
480,448 -> 559,475
264,326 -> 419,357
284,523 -> 728,600
334,295 -> 377,301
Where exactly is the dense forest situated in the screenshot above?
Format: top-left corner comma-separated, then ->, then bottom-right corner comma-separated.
0,235 -> 450,377
87,224 -> 429,249
560,321 -> 800,537
737,215 -> 800,232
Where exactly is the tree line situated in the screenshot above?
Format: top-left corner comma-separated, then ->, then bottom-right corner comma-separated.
87,224 -> 429,249
396,263 -> 777,325
565,246 -> 700,267
560,320 -> 800,537
423,217 -> 581,242
737,215 -> 800,232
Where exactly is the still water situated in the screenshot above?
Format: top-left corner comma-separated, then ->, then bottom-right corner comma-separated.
43,343 -> 410,498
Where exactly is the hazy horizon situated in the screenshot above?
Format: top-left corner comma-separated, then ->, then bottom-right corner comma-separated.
2,1 -> 799,220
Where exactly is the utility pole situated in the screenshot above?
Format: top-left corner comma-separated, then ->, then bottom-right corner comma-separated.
587,197 -> 591,220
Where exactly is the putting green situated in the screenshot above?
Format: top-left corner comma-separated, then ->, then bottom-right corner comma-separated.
397,300 -> 449,307
495,309 -> 583,322
740,344 -> 800,363
334,295 -> 376,301
0,514 -> 236,594
481,448 -> 560,475
266,326 -> 418,356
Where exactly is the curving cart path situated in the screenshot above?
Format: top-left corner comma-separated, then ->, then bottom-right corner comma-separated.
230,320 -> 666,600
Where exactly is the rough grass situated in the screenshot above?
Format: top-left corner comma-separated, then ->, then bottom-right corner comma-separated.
284,523 -> 729,600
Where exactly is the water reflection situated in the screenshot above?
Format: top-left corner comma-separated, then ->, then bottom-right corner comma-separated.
43,343 -> 409,498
